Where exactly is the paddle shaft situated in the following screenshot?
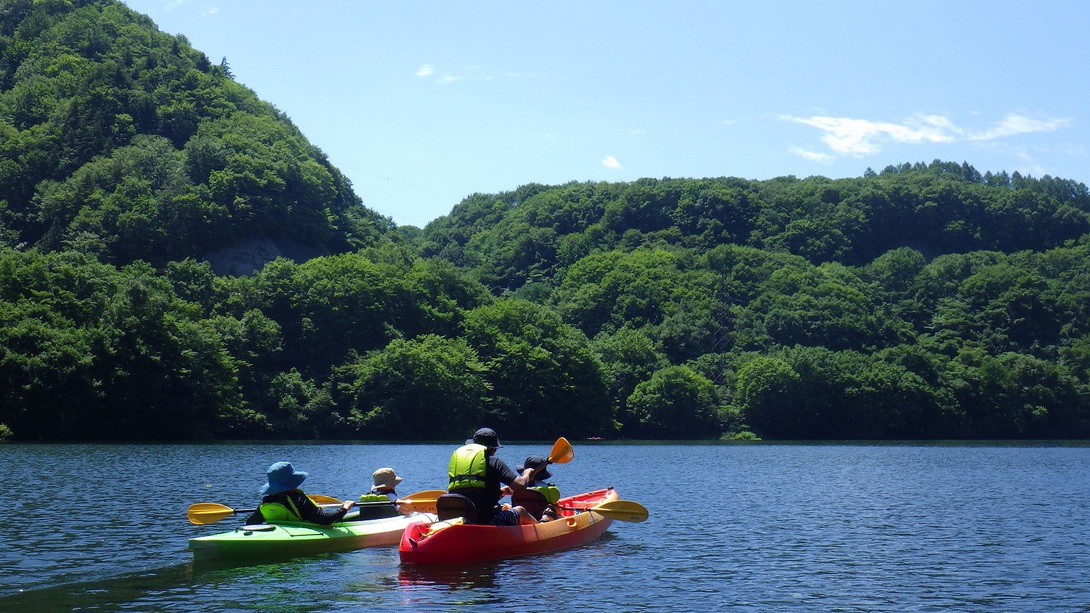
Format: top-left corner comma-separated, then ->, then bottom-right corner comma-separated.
187,499 -> 357,525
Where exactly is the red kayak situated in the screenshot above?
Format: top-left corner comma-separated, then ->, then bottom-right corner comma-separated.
398,488 -> 620,565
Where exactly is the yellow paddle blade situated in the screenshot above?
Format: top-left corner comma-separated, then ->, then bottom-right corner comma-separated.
309,494 -> 342,505
397,489 -> 446,513
547,437 -> 574,464
405,489 -> 447,500
398,499 -> 436,514
590,500 -> 648,523
186,502 -> 237,525
395,489 -> 447,514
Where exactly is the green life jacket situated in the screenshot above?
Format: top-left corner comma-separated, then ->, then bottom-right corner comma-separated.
529,485 -> 560,505
259,496 -> 303,522
448,443 -> 488,490
358,493 -> 390,503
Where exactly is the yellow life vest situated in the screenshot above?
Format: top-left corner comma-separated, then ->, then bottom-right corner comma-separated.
259,496 -> 303,522
529,485 -> 560,505
448,443 -> 488,490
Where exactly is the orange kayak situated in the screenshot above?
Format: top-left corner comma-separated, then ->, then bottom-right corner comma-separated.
398,488 -> 619,565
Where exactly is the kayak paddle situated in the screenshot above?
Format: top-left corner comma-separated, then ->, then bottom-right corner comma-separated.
394,489 -> 448,514
308,494 -> 342,505
527,437 -> 575,480
187,502 -> 256,525
313,489 -> 449,514
560,500 -> 649,523
589,500 -> 648,523
186,495 -> 347,525
546,437 -> 574,465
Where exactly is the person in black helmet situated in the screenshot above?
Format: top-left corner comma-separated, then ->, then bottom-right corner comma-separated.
447,427 -> 537,525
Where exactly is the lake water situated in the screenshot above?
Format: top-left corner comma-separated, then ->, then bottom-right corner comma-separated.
2,441 -> 1089,611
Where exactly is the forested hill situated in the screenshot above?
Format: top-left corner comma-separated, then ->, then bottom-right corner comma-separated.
4,2 -> 1090,443
411,164 -> 1090,441
0,0 -> 393,273
417,163 -> 1090,294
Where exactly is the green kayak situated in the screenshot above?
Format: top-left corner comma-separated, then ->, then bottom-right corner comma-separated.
189,511 -> 436,562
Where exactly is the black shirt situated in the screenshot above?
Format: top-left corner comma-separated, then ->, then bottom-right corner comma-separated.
451,455 -> 518,524
244,489 -> 349,525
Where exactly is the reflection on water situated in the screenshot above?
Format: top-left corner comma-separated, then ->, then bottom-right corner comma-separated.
397,562 -> 500,590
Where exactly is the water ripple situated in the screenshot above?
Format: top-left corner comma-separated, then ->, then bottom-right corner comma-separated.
3,442 -> 1090,611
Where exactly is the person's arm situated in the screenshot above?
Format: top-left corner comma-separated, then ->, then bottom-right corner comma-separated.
387,491 -> 414,515
494,457 -> 534,492
511,467 -> 534,491
291,491 -> 355,525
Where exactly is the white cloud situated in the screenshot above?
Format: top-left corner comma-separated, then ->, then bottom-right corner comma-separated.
789,146 -> 834,162
968,113 -> 1072,141
199,4 -> 218,17
415,64 -> 523,84
602,156 -> 622,169
781,113 -> 958,156
781,112 -> 1071,160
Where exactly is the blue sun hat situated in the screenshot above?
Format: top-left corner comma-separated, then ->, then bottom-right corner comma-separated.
259,461 -> 308,495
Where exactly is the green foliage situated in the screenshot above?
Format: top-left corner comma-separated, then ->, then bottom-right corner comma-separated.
591,327 -> 668,431
416,164 -> 1090,440
461,299 -> 613,438
420,164 -> 1090,290
626,365 -> 721,439
0,0 -> 390,266
332,334 -> 490,440
734,356 -> 803,438
554,247 -> 718,341
0,248 -> 250,439
4,2 -> 1090,441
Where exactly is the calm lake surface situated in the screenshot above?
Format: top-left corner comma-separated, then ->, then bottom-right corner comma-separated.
2,441 -> 1089,612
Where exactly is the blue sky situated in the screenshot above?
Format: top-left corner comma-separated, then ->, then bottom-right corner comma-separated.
122,1 -> 1088,228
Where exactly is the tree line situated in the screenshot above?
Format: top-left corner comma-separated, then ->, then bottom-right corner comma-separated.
6,222 -> 1090,440
0,245 -> 614,440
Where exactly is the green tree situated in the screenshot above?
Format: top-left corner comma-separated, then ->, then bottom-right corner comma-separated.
461,299 -> 612,438
590,327 -> 668,434
333,334 -> 490,439
626,365 -> 721,438
734,356 -> 803,438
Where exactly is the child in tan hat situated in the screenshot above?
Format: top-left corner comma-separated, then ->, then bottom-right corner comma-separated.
367,467 -> 410,515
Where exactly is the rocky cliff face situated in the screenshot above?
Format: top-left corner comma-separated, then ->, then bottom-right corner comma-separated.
203,236 -> 329,276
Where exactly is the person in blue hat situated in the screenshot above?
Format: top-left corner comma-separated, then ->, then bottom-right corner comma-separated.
245,461 -> 355,525
446,427 -> 537,525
